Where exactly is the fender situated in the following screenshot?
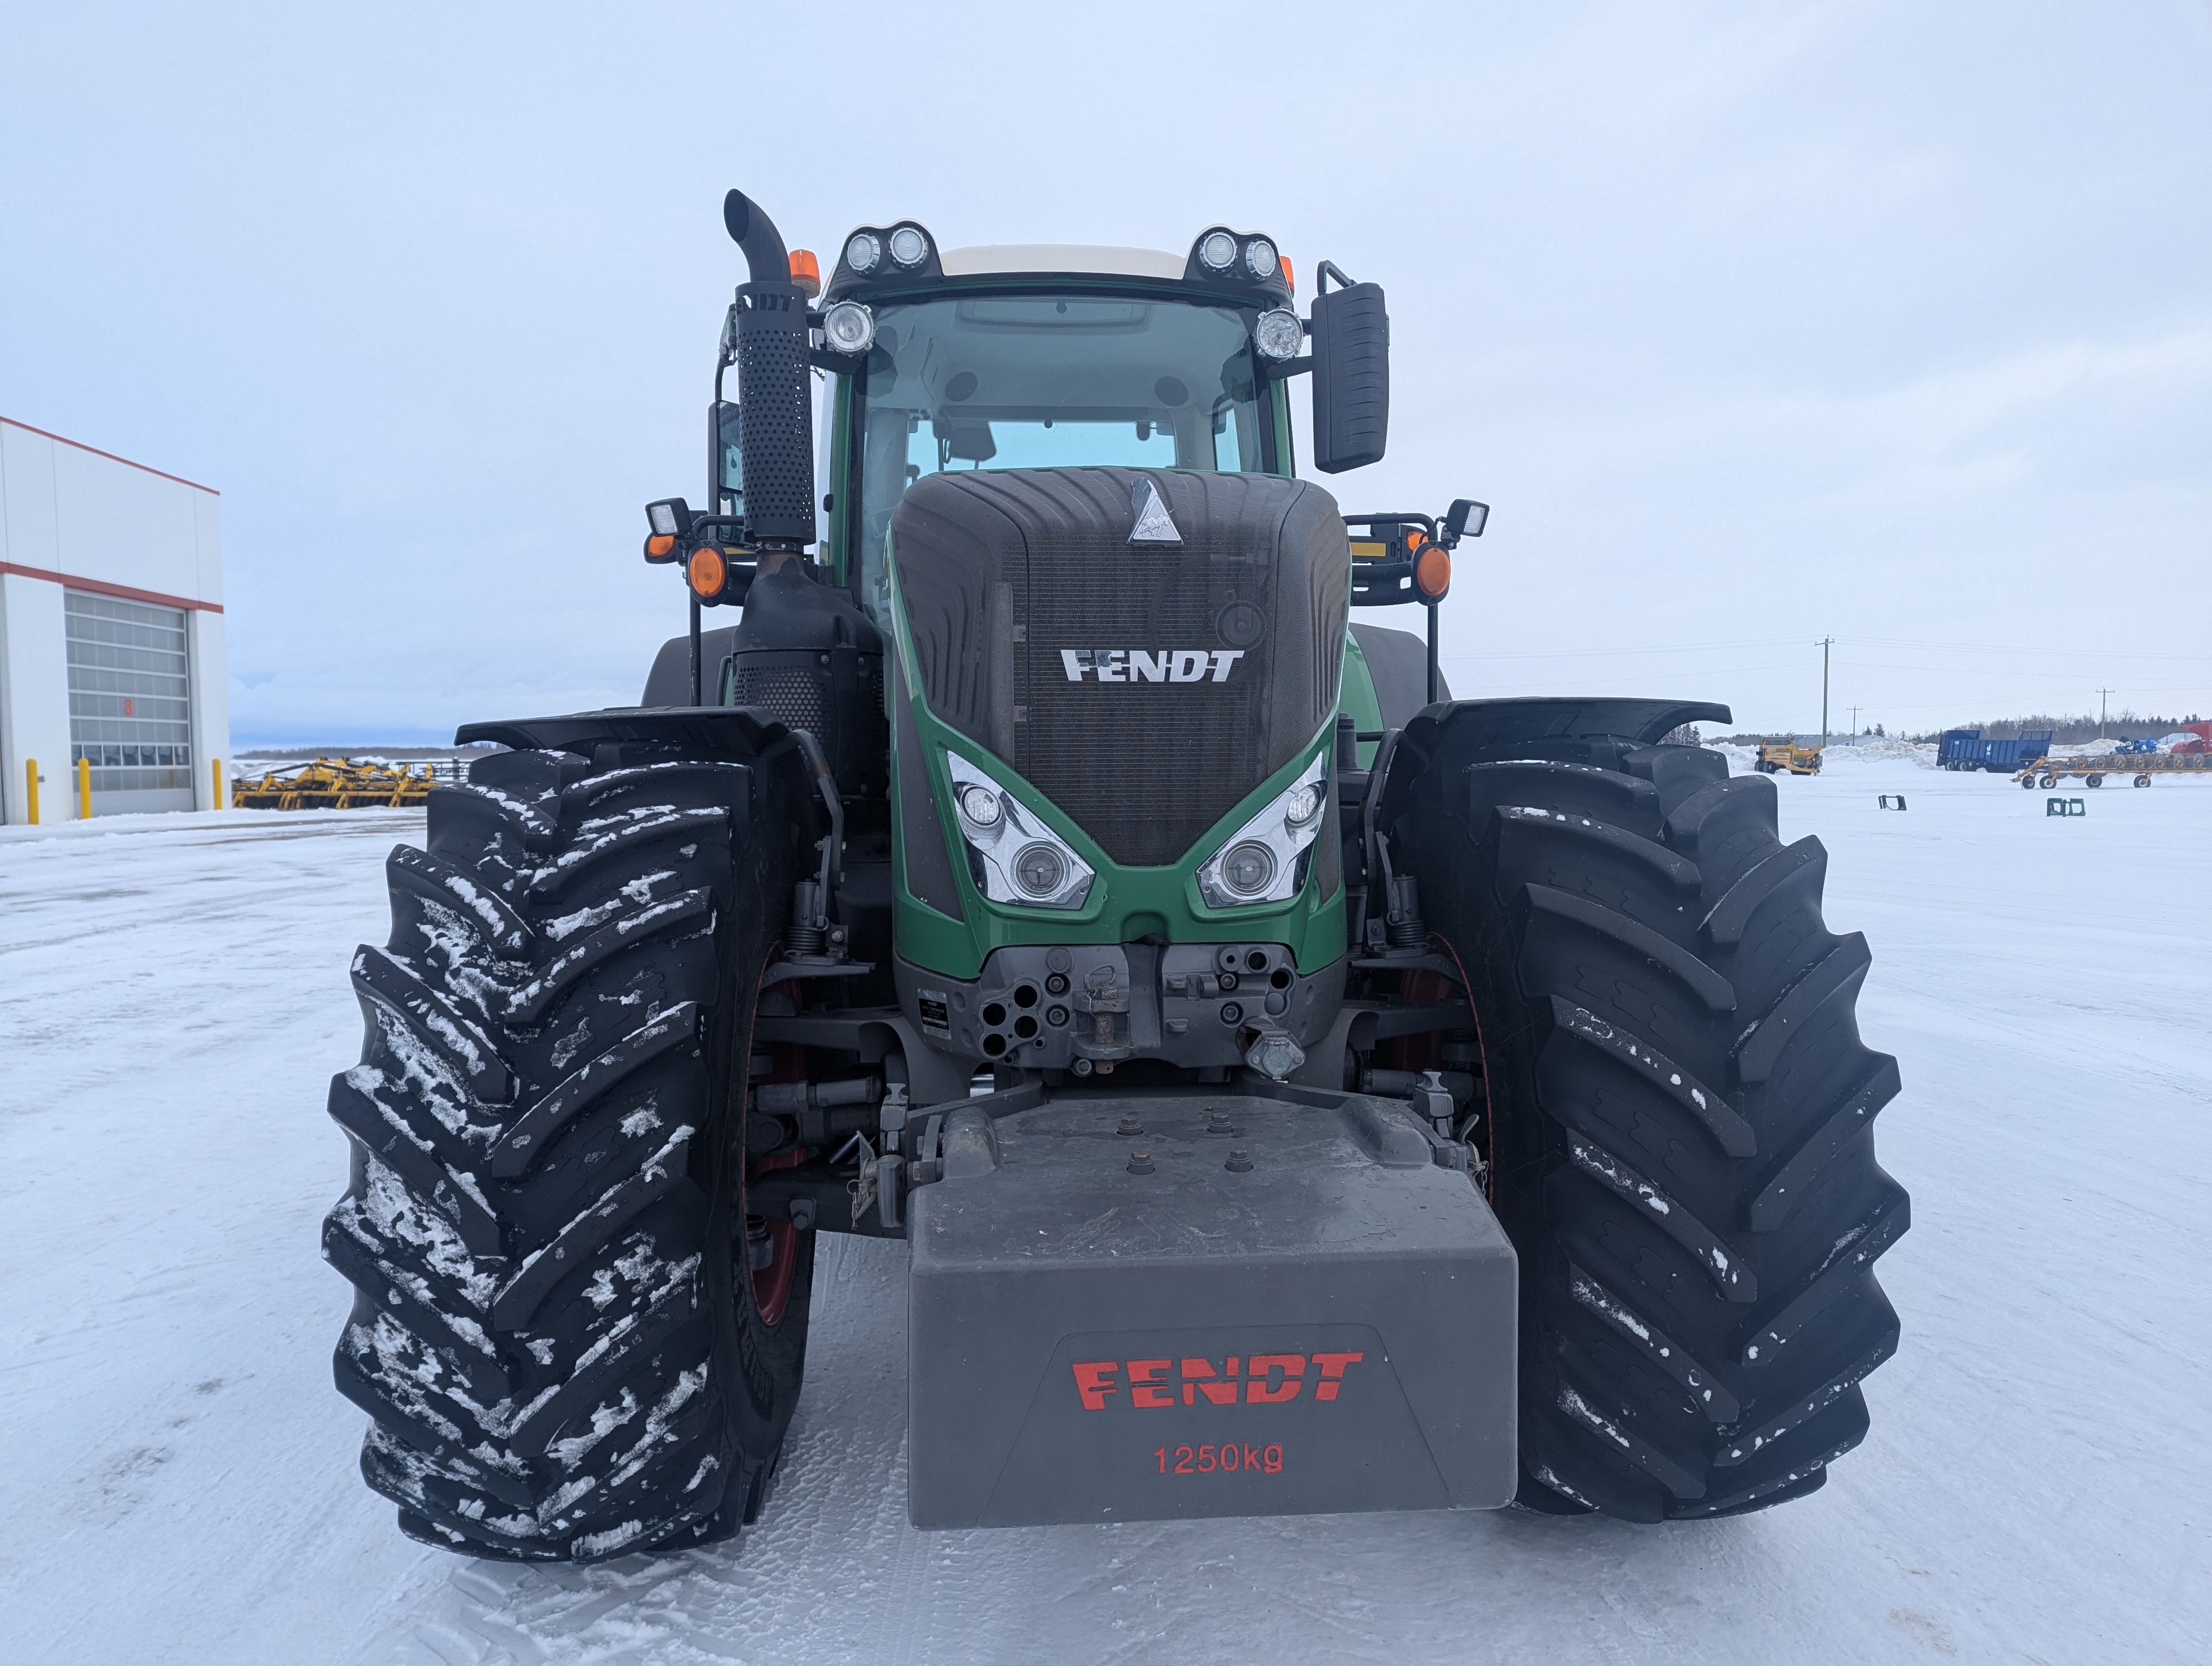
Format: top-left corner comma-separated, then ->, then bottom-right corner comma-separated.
1374,697 -> 1733,829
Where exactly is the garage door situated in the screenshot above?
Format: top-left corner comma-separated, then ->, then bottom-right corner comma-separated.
67,589 -> 195,814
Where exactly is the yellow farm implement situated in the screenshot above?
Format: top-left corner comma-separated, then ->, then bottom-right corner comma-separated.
230,758 -> 441,810
1756,741 -> 1824,776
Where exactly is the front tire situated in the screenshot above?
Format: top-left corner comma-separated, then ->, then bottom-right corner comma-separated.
1403,735 -> 1907,1520
322,742 -> 809,1561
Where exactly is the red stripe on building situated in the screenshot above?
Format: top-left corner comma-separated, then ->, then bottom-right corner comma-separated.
0,562 -> 224,614
1,416 -> 220,495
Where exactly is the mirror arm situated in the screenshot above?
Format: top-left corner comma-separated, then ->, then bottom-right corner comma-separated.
1265,354 -> 1314,381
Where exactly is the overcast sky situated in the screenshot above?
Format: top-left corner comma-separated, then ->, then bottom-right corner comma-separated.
3,1 -> 2207,744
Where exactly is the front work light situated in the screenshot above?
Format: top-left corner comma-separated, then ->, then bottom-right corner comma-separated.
1197,753 -> 1329,909
1254,309 -> 1304,361
645,498 -> 690,562
947,749 -> 1094,909
1245,238 -> 1278,279
1443,498 -> 1489,543
845,231 -> 882,274
822,300 -> 876,356
1199,230 -> 1238,271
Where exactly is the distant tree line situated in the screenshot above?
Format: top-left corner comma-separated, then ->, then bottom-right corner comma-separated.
1911,712 -> 2204,744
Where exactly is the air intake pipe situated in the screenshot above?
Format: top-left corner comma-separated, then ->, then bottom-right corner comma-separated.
722,189 -> 816,552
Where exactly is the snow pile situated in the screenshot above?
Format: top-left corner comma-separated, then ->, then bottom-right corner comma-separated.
1805,737 -> 1938,768
1706,737 -> 1937,774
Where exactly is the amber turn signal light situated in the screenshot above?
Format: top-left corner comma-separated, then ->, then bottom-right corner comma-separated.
1413,542 -> 1452,603
645,533 -> 677,560
686,546 -> 727,598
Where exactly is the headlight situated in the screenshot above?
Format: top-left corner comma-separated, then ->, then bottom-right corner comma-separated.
1245,238 -> 1278,279
1197,752 -> 1329,909
1013,843 -> 1066,898
1199,230 -> 1238,271
822,300 -> 876,356
956,782 -> 1002,828
945,750 -> 1094,910
844,232 -> 881,273
1253,309 -> 1304,361
889,225 -> 930,267
1218,841 -> 1277,897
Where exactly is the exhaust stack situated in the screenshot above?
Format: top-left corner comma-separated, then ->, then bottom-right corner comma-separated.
722,189 -> 816,553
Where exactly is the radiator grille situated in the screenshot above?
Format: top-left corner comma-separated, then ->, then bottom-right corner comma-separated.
1021,542 -> 1273,866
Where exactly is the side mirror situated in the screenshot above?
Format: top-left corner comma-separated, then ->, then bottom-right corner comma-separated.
1309,266 -> 1389,474
1443,498 -> 1489,544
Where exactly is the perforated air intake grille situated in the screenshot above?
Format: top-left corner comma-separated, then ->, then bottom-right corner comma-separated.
732,662 -> 827,738
736,286 -> 817,543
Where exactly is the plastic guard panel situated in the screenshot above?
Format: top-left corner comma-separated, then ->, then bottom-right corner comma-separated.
907,1090 -> 1516,1527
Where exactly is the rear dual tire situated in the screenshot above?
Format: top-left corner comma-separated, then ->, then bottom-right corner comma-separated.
1404,737 -> 1907,1519
323,744 -> 811,1561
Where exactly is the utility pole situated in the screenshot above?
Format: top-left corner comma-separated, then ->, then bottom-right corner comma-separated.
2098,687 -> 2113,741
1849,704 -> 1861,745
1817,637 -> 1834,752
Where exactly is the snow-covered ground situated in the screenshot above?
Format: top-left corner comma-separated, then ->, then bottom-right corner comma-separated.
4,768 -> 2209,1665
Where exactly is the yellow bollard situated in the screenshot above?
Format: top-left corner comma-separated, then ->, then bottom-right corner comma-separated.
212,757 -> 224,810
77,755 -> 92,821
25,759 -> 38,825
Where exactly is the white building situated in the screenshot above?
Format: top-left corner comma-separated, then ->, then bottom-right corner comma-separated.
1,417 -> 228,822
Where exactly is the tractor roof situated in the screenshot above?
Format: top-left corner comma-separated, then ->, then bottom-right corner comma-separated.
937,245 -> 1187,281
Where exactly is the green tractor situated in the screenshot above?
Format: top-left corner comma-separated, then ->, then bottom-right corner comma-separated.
324,191 -> 1908,1560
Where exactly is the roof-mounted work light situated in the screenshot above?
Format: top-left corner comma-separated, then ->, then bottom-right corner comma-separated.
889,225 -> 930,267
1184,227 -> 1296,303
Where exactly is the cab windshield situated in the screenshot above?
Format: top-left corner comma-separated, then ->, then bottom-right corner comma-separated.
848,293 -> 1274,625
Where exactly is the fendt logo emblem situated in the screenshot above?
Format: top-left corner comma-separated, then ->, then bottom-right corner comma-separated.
1070,1350 -> 1365,1409
1060,649 -> 1246,684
